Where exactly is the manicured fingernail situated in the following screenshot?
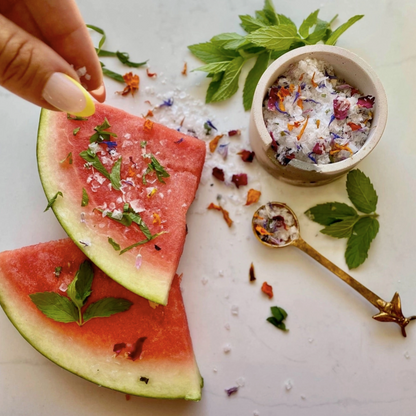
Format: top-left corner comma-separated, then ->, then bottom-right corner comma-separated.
89,83 -> 106,103
42,73 -> 95,117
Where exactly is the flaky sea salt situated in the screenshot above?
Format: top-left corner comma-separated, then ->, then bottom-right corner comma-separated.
253,202 -> 299,246
285,379 -> 293,391
263,58 -> 374,165
231,305 -> 239,316
223,344 -> 232,353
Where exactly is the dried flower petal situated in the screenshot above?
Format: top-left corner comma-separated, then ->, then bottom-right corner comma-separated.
231,173 -> 248,188
181,62 -> 187,75
144,109 -> 154,118
225,386 -> 239,397
212,167 -> 225,181
217,143 -> 229,160
228,129 -> 241,137
144,119 -> 154,132
261,282 -> 274,299
255,225 -> 272,236
238,150 -> 255,162
152,212 -> 161,225
333,97 -> 350,120
209,134 -> 223,152
357,95 -> 375,108
249,262 -> 256,282
146,68 -> 157,78
207,203 -> 233,227
347,122 -> 361,131
245,189 -> 261,206
119,72 -> 139,96
174,138 -> 184,144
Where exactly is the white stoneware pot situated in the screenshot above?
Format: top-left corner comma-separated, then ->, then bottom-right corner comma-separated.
249,45 -> 388,186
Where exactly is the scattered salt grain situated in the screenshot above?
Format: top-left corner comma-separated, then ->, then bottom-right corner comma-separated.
253,411 -> 260,416
85,74 -> 91,81
218,270 -> 224,277
224,323 -> 230,331
404,351 -> 410,359
308,338 -> 314,343
231,305 -> 239,316
201,276 -> 208,285
59,282 -> 68,292
236,377 -> 245,387
76,66 -> 87,77
285,379 -> 293,391
213,367 -> 218,373
223,344 -> 232,353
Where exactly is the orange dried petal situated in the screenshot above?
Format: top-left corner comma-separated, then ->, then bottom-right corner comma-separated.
120,72 -> 140,96
152,212 -> 161,225
311,72 -> 318,88
144,119 -> 154,132
207,203 -> 233,227
181,62 -> 187,75
261,282 -> 273,299
209,134 -> 223,153
297,116 -> 309,141
245,189 -> 261,206
255,225 -> 272,236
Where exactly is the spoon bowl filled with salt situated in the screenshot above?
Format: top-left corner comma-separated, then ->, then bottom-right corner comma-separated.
252,202 -> 415,336
249,45 -> 388,186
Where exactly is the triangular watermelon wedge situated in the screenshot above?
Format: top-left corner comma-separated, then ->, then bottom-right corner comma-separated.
37,103 -> 206,305
0,239 -> 203,400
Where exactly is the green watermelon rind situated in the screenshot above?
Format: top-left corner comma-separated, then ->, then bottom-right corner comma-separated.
0,242 -> 203,400
36,107 -> 204,306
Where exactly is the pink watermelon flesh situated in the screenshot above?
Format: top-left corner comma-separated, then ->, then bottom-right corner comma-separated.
0,239 -> 202,400
37,103 -> 206,305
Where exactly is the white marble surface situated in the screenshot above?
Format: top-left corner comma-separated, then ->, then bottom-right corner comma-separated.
1,0 -> 416,415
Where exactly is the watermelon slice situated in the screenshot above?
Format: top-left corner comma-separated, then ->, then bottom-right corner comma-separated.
0,239 -> 203,400
37,103 -> 206,305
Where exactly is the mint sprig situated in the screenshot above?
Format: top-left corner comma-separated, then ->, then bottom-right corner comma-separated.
188,0 -> 363,110
267,306 -> 288,331
30,260 -> 132,326
305,169 -> 379,269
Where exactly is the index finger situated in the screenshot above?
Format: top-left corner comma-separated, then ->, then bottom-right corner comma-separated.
23,0 -> 105,101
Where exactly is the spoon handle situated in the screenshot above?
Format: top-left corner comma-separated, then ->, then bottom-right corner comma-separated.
293,237 -> 415,336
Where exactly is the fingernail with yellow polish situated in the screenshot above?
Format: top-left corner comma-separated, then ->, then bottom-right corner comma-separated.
42,73 -> 95,117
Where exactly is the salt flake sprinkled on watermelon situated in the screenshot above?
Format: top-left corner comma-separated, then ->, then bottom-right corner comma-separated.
135,254 -> 142,270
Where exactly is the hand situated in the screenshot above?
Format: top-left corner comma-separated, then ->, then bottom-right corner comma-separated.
0,0 -> 104,117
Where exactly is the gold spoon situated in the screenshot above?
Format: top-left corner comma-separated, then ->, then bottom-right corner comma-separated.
252,202 -> 416,337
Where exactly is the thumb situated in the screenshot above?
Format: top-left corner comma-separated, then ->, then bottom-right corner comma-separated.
0,14 -> 95,117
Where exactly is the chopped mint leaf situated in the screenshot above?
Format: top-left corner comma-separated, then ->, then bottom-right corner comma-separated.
67,114 -> 88,121
101,64 -> 125,83
267,306 -> 288,331
110,158 -> 122,190
86,24 -> 106,54
346,169 -> 378,214
108,237 -> 120,251
89,118 -> 117,144
54,267 -> 62,277
140,140 -> 147,148
60,152 -> 73,165
73,127 -> 81,136
44,191 -> 63,212
29,292 -> 79,323
81,188 -> 89,207
83,297 -> 132,323
119,232 -> 164,255
143,155 -> 170,184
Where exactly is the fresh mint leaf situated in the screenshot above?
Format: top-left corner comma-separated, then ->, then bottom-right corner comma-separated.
128,212 -> 153,240
243,51 -> 270,111
255,10 -> 272,25
193,62 -> 230,74
305,202 -> 358,226
115,51 -> 147,68
73,127 -> 80,136
262,0 -> 278,25
305,18 -> 330,44
188,43 -> 238,64
81,188 -> 89,207
143,155 -> 170,184
276,14 -> 296,28
108,237 -> 120,251
110,158 -> 122,190
239,15 -> 267,33
325,15 -> 364,45
89,118 -> 117,144
29,292 -> 79,323
44,191 -> 63,212
211,57 -> 245,102
267,317 -> 287,331
211,33 -> 246,49
299,10 -> 319,38
102,210 -> 133,227
86,24 -> 106,54
345,217 -> 379,269
246,25 -> 298,51
60,152 -> 73,165
67,260 -> 94,308
206,72 -> 224,103
320,216 -> 360,239
346,169 -> 378,214
83,297 -> 132,323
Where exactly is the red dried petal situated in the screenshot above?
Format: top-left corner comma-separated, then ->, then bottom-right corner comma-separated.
261,282 -> 273,299
231,173 -> 248,189
249,262 -> 256,282
228,129 -> 241,137
312,142 -> 323,155
238,150 -> 255,163
357,95 -> 375,108
146,68 -> 157,78
333,97 -> 350,120
347,122 -> 361,131
212,167 -> 225,181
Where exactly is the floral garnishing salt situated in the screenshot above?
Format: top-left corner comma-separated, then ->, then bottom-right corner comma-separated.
263,58 -> 375,165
